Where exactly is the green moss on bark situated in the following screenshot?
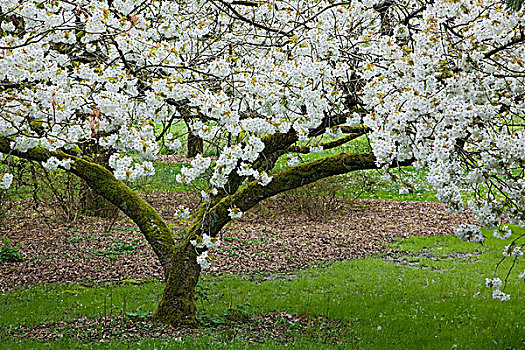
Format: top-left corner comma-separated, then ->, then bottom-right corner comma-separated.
153,244 -> 200,326
0,140 -> 176,272
288,133 -> 364,153
199,152 -> 378,237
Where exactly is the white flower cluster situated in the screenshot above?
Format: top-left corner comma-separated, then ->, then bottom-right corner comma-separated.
493,226 -> 512,240
42,156 -> 73,171
240,118 -> 277,136
108,154 -> 155,182
287,156 -> 300,167
325,127 -> 342,140
259,172 -> 273,186
228,207 -> 243,220
209,137 -> 267,189
485,278 -> 510,302
192,233 -> 221,250
191,234 -> 221,269
176,155 -> 211,184
200,188 -> 218,201
346,113 -> 362,127
196,251 -> 211,269
398,188 -> 409,195
453,224 -> 484,244
0,173 -> 13,190
519,271 -> 525,280
309,146 -> 323,154
236,164 -> 273,186
174,205 -> 190,220
10,138 -> 40,153
502,245 -> 523,258
164,133 -> 182,151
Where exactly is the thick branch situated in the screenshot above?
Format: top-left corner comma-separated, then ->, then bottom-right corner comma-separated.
484,35 -> 525,59
198,108 -> 370,227
253,107 -> 367,172
340,125 -> 370,134
287,133 -> 364,153
190,152 -> 380,236
0,139 -> 177,271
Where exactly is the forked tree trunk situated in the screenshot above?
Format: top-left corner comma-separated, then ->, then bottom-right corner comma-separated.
153,243 -> 201,325
0,136 -> 380,327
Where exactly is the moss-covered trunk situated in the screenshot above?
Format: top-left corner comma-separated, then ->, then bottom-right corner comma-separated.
153,243 -> 201,325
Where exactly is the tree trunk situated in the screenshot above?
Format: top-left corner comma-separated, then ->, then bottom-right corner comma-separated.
186,130 -> 203,158
153,243 -> 201,326
79,146 -> 118,218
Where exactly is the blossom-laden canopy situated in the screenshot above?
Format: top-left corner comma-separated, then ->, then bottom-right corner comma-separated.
1,0 -> 524,299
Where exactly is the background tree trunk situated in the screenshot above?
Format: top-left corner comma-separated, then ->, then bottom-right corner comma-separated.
186,130 -> 203,158
183,117 -> 203,158
153,243 -> 201,325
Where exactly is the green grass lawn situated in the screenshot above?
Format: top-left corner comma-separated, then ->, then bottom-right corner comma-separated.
1,134 -> 524,348
1,230 -> 524,349
133,162 -> 194,193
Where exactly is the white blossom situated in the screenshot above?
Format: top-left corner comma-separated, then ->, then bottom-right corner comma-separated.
309,146 -> 323,154
398,188 -> 409,195
259,172 -> 273,186
0,173 -> 13,190
42,157 -> 73,171
453,224 -> 484,244
174,205 -> 190,219
287,156 -> 300,167
165,133 -> 182,151
493,226 -> 512,240
228,207 -> 243,219
196,251 -> 211,269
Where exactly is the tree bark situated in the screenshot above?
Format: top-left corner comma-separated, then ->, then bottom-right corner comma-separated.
153,243 -> 201,326
186,130 -> 203,158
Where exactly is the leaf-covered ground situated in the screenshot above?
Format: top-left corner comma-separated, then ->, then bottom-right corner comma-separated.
2,312 -> 353,345
0,193 -> 475,291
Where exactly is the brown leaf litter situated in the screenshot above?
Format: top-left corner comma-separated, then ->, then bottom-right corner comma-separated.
0,192 -> 475,292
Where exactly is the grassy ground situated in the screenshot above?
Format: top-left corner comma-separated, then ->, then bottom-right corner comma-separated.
1,133 -> 523,348
1,229 -> 524,349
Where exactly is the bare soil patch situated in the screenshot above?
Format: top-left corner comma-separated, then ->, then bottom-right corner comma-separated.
0,193 -> 474,291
